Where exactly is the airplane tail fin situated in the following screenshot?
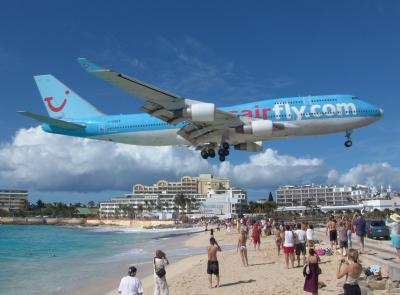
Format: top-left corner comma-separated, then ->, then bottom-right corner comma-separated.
33,75 -> 104,119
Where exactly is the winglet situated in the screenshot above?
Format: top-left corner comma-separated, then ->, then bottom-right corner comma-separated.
77,58 -> 107,72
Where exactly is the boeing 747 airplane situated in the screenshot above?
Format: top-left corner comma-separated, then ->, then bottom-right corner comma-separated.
18,58 -> 384,162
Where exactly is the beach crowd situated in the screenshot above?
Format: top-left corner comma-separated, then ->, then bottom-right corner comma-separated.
117,212 -> 400,295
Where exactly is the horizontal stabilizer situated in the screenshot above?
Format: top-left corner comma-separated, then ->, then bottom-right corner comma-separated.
17,111 -> 85,130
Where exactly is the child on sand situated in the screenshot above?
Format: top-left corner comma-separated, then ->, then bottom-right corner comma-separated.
275,225 -> 282,256
338,221 -> 348,256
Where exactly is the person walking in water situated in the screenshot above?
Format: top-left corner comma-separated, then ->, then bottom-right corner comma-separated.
283,225 -> 295,269
303,248 -> 320,295
207,237 -> 222,288
154,250 -> 169,295
237,230 -> 249,266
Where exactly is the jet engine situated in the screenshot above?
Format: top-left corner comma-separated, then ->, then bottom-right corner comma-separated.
240,120 -> 273,137
184,103 -> 215,122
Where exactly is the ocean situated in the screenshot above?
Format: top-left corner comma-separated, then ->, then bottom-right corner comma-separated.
0,224 -> 204,295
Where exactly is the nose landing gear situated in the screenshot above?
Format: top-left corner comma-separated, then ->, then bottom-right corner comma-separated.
344,131 -> 353,148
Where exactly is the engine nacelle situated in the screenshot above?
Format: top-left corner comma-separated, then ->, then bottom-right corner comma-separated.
184,103 -> 215,122
234,141 -> 263,152
241,120 -> 273,137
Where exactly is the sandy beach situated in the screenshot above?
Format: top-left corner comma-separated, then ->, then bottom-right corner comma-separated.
102,227 -> 378,295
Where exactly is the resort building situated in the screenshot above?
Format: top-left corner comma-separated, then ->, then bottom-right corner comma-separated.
276,184 -> 392,207
100,175 -> 246,219
0,189 -> 28,211
133,174 -> 230,195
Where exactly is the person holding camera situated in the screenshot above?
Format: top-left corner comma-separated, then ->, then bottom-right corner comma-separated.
154,250 -> 169,295
336,249 -> 362,295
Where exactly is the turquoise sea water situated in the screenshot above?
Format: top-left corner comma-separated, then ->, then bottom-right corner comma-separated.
0,225 -> 203,295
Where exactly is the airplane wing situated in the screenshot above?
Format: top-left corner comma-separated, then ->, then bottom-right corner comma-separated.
77,58 -> 243,145
17,111 -> 86,129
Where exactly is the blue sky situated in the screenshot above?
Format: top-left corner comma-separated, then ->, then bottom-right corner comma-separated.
1,1 -> 399,203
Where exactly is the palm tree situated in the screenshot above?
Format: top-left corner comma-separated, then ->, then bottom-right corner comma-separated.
174,194 -> 187,216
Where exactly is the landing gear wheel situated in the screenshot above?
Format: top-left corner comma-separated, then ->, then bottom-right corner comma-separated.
344,140 -> 352,148
201,150 -> 209,159
219,155 -> 225,162
223,149 -> 230,156
208,149 -> 216,158
222,142 -> 229,150
218,149 -> 225,156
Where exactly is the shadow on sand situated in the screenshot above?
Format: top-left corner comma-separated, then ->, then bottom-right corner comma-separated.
219,279 -> 256,287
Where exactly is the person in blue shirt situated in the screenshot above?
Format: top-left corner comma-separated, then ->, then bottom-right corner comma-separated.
352,213 -> 366,253
386,213 -> 400,259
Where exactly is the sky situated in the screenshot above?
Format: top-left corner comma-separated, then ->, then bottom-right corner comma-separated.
0,1 -> 400,203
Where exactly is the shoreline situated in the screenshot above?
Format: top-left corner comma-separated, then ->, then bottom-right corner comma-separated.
0,217 -> 190,228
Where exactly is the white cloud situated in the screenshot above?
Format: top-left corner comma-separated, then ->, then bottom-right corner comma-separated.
328,163 -> 400,187
0,127 -> 329,193
217,149 -> 324,189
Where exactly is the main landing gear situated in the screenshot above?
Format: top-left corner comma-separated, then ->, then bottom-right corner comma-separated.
344,131 -> 353,148
200,143 -> 230,162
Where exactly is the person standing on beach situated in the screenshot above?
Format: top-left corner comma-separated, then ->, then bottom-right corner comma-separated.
326,216 -> 338,249
294,223 -> 306,267
237,230 -> 249,266
336,249 -> 362,295
154,250 -> 169,295
283,225 -> 295,269
118,266 -> 144,295
251,221 -> 261,251
207,237 -> 222,288
338,221 -> 349,257
352,213 -> 366,253
306,224 -> 315,250
303,248 -> 320,295
386,213 -> 400,259
275,225 -> 282,256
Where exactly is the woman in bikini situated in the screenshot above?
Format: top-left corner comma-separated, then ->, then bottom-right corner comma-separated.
275,225 -> 282,256
336,249 -> 362,295
237,230 -> 249,266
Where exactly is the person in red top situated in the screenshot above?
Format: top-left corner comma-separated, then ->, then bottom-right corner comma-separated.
252,221 -> 261,250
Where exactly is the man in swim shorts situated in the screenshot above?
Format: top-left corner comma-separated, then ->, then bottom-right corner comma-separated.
326,216 -> 338,249
207,237 -> 221,288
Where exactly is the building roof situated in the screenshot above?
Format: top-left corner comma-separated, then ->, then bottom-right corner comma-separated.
75,207 -> 93,215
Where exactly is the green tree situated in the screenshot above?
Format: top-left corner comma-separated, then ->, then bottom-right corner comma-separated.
174,194 -> 187,216
268,192 -> 274,202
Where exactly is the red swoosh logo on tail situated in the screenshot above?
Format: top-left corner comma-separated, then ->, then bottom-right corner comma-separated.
44,97 -> 67,112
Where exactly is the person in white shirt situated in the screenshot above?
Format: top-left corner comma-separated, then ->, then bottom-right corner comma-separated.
154,250 -> 169,295
283,225 -> 295,269
306,224 -> 315,250
118,266 -> 144,295
294,223 -> 307,267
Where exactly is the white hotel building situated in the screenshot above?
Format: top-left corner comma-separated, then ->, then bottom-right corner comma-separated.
276,184 -> 389,207
100,175 -> 248,218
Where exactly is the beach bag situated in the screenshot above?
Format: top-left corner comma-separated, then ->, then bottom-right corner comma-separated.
154,258 -> 166,278
303,264 -> 311,277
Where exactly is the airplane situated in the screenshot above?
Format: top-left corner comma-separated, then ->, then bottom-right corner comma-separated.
18,58 -> 384,162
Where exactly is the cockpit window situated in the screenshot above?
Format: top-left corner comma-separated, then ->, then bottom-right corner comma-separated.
352,96 -> 359,100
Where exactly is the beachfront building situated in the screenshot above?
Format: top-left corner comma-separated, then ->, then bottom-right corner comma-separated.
276,184 -> 393,207
133,174 -> 230,195
198,188 -> 248,218
0,189 -> 28,211
363,196 -> 400,212
99,174 -> 246,219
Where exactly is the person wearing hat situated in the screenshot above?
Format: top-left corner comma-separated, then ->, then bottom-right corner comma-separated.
118,266 -> 143,295
387,213 -> 400,259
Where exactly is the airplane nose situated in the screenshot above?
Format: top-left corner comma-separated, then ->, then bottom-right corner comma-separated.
379,108 -> 384,117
